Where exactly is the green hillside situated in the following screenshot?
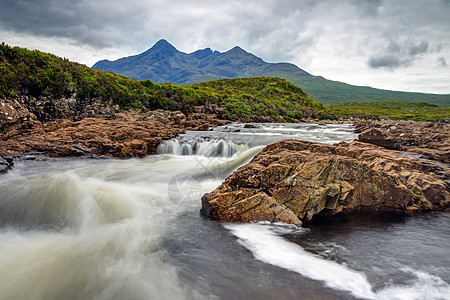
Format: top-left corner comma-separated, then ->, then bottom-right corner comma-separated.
193,77 -> 336,121
332,102 -> 450,121
0,43 -> 333,122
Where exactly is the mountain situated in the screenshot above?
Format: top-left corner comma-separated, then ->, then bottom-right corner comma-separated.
93,39 -> 309,85
93,40 -> 450,107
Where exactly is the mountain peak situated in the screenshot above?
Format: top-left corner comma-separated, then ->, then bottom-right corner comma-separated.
227,46 -> 246,53
142,39 -> 179,56
191,47 -> 213,59
153,39 -> 173,48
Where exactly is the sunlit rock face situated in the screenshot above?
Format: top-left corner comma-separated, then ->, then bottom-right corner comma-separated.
201,139 -> 450,225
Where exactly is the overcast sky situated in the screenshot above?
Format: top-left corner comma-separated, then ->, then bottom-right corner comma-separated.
1,0 -> 449,94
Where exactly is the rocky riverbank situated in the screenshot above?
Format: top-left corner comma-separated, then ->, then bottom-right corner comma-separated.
201,119 -> 450,224
355,119 -> 449,163
0,99 -> 229,172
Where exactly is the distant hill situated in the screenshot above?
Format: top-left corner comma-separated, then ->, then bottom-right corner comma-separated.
93,39 -> 450,107
0,43 -> 335,122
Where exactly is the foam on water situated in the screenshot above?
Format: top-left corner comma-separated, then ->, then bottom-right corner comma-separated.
225,223 -> 450,300
376,268 -> 450,300
0,221 -> 192,299
225,223 -> 376,299
0,155 -> 232,299
157,139 -> 248,157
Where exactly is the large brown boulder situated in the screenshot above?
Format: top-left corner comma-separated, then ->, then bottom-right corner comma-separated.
201,139 -> 449,225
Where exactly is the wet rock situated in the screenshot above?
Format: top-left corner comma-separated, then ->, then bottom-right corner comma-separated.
2,156 -> 13,166
22,155 -> 36,160
201,139 -> 450,225
356,119 -> 450,164
239,115 -> 273,123
19,152 -> 49,161
0,157 -> 12,173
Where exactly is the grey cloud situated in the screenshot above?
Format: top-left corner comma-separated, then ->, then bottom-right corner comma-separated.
368,40 -> 430,69
438,57 -> 447,67
368,55 -> 407,69
0,0 -> 149,48
408,41 -> 429,56
352,0 -> 382,17
271,0 -> 319,15
273,0 -> 382,19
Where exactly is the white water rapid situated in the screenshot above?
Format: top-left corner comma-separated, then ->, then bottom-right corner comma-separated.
0,122 -> 448,299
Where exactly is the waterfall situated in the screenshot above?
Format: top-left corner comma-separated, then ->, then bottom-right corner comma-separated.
157,139 -> 248,157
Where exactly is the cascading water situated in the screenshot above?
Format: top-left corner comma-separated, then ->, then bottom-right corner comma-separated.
157,139 -> 248,157
0,122 -> 448,300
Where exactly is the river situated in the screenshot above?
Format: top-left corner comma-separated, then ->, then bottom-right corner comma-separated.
0,123 -> 448,299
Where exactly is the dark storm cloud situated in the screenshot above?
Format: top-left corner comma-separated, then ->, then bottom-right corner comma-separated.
368,55 -> 404,69
408,41 -> 429,56
368,40 -> 429,69
0,0 -> 147,47
272,0 -> 382,18
270,0 -> 318,15
438,57 -> 447,67
352,0 -> 382,17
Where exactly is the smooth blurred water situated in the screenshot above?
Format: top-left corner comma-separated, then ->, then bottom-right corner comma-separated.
0,123 -> 448,300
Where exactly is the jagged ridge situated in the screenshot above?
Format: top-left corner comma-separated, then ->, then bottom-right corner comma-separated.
93,39 -> 450,107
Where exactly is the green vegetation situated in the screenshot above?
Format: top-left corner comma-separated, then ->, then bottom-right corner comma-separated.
332,101 -> 450,121
0,43 -> 334,122
193,77 -> 337,120
0,42 -> 213,112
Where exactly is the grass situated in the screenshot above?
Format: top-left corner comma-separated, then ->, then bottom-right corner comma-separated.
332,102 -> 450,121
